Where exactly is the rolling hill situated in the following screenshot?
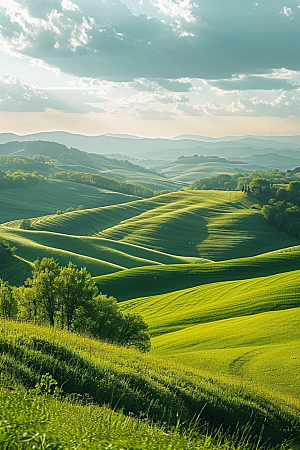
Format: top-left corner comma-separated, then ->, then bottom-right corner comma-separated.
93,245 -> 300,300
121,270 -> 300,400
7,190 -> 298,261
0,227 -> 207,282
0,178 -> 140,224
0,140 -> 185,190
1,319 -> 299,446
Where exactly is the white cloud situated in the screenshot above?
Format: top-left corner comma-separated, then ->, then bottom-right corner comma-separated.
149,0 -> 196,23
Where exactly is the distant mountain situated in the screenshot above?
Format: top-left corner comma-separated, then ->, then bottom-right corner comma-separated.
1,132 -> 300,161
0,140 -> 185,191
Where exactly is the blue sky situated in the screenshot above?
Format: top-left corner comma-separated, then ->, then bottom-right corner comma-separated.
1,0 -> 300,137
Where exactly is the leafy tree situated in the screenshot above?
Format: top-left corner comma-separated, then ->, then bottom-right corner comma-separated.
287,181 -> 300,191
117,313 -> 151,352
56,262 -> 97,330
13,285 -> 37,321
0,279 -> 18,319
3,257 -> 151,351
19,219 -> 32,230
90,294 -> 122,341
29,257 -> 60,327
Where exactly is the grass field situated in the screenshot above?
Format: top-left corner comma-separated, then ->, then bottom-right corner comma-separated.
7,190 -> 298,261
93,244 -> 300,300
0,178 -> 140,224
0,227 -> 207,282
1,319 -> 299,447
120,270 -> 300,400
1,186 -> 300,447
1,386 -> 222,450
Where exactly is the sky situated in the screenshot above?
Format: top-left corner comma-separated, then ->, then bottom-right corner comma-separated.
1,0 -> 300,137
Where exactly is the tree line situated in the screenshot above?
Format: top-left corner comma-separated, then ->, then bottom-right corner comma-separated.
49,171 -> 154,198
0,155 -> 49,172
0,258 -> 150,352
188,170 -> 299,191
0,170 -> 42,189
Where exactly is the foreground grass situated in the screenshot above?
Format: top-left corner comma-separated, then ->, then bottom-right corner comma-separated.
0,320 -> 299,446
1,387 -> 220,450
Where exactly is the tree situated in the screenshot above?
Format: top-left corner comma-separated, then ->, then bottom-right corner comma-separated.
30,257 -> 60,327
56,262 -> 98,330
0,279 -> 18,319
19,219 -> 32,230
90,294 -> 122,341
117,313 -> 151,352
13,285 -> 38,321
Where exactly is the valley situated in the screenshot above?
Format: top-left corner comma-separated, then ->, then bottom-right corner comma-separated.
0,137 -> 299,449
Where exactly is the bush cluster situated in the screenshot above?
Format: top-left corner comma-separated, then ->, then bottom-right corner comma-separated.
0,258 -> 150,352
0,170 -> 42,189
189,170 -> 299,191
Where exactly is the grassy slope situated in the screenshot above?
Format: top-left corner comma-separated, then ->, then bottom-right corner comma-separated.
93,245 -> 300,300
1,387 -> 220,450
1,319 -> 299,445
0,244 -> 32,285
152,309 -> 300,401
96,190 -> 298,260
0,227 -> 207,280
9,190 -> 298,261
162,162 -> 263,182
120,270 -> 300,400
0,178 -> 140,224
121,269 -> 300,336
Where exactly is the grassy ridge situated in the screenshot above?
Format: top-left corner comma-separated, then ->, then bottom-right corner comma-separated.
9,190 -> 298,261
152,309 -> 300,401
119,269 -> 300,400
121,269 -> 300,336
96,190 -> 298,260
0,178 -> 140,224
93,245 -> 300,300
0,227 -> 207,281
1,319 -> 299,446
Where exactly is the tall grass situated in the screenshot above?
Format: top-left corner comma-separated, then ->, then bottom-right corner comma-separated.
0,320 -> 299,446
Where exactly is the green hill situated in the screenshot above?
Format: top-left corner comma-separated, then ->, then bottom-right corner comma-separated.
120,270 -> 300,401
9,190 -> 298,261
1,319 -> 299,446
96,191 -> 298,260
152,309 -> 300,402
93,245 -> 300,301
0,178 -> 140,224
0,140 -> 185,190
0,227 -> 207,282
121,269 -> 300,337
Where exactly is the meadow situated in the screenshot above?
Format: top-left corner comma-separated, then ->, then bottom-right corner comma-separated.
0,178 -> 140,224
0,319 -> 299,448
120,269 -> 300,399
1,184 -> 300,448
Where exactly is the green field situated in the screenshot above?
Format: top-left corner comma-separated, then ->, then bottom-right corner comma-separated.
0,227 -> 207,281
1,185 -> 300,448
120,270 -> 300,400
0,178 -> 140,224
1,319 -> 299,447
93,245 -> 300,300
7,190 -> 298,261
